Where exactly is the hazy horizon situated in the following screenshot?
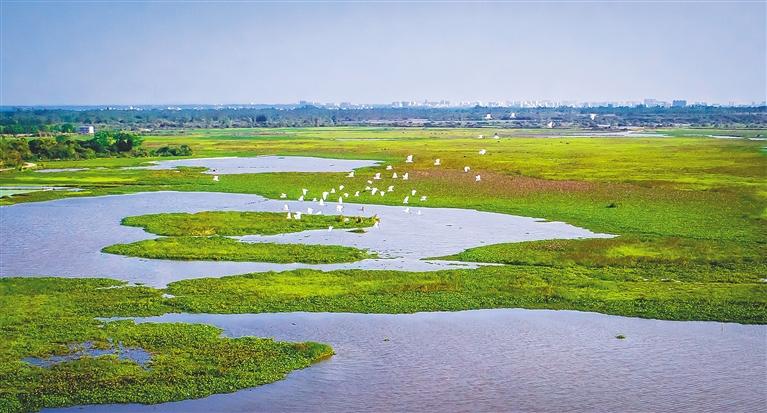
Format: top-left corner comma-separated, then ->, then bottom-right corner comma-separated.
2,1 -> 765,106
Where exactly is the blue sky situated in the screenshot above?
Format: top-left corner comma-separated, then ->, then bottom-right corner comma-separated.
1,1 -> 765,105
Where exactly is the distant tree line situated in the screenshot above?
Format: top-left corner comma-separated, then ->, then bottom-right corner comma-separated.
0,130 -> 192,167
1,105 -> 765,133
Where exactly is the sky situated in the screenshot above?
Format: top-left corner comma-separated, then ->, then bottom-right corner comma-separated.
1,1 -> 765,105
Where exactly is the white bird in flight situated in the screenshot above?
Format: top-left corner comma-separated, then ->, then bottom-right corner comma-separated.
374,173 -> 381,180
475,175 -> 481,182
294,212 -> 302,220
371,188 -> 379,195
354,191 -> 360,197
387,185 -> 394,192
420,195 -> 427,201
339,185 -> 345,191
386,165 -> 393,170
402,173 -> 409,180
405,155 -> 413,163
213,175 -> 219,182
434,159 -> 441,166
347,171 -> 355,178
279,193 -> 287,199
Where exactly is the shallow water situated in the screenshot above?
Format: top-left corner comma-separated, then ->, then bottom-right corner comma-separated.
130,156 -> 380,175
35,168 -> 89,173
24,341 -> 150,368
0,191 -> 610,287
46,309 -> 766,413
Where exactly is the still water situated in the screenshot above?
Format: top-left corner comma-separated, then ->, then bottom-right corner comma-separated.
46,309 -> 766,413
0,191 -> 610,287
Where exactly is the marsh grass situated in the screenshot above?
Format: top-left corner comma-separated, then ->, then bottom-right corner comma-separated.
0,277 -> 332,413
102,236 -> 375,264
121,211 -> 377,236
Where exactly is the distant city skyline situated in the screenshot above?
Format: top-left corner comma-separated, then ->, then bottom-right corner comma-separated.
1,1 -> 765,106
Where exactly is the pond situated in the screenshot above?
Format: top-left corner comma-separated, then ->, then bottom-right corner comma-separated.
46,309 -> 766,413
129,156 -> 381,175
0,191 -> 610,287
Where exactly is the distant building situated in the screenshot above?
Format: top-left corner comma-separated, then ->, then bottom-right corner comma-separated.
672,100 -> 687,108
78,125 -> 94,135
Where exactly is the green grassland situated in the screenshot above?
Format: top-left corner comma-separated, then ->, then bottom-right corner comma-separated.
103,236 -> 375,264
121,211 -> 377,236
0,277 -> 332,413
1,127 -> 766,412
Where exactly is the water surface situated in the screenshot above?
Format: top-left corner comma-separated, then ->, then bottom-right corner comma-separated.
131,156 -> 380,174
0,191 -> 610,287
46,309 -> 766,413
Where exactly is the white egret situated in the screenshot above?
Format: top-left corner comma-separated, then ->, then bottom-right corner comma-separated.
339,185 -> 345,190
338,197 -> 343,204
547,121 -> 554,128
478,134 -> 484,139
302,188 -> 308,195
279,193 -> 287,199
319,199 -> 325,206
347,171 -> 355,178
404,207 -> 410,214
590,113 -> 597,121
298,195 -> 304,201
330,188 -> 336,194
493,134 -> 500,140
336,205 -> 343,213
328,226 -> 333,232
417,210 -> 422,216
373,221 -> 380,229
386,165 -> 393,170
312,197 -> 318,202
405,155 -> 413,163
411,189 -> 417,196
343,192 -> 349,198
343,217 -> 350,223
286,212 -> 292,219
307,207 -> 313,214
367,180 -> 373,184
213,175 -> 220,182
464,166 -> 470,173
479,149 -> 487,155
294,212 -> 302,220
392,172 -> 398,179
387,185 -> 394,192
403,196 -> 409,204
374,173 -> 381,180
475,174 -> 481,182
434,159 -> 441,166
371,188 -> 379,195
420,195 -> 427,201
379,191 -> 385,197
322,191 -> 329,200
365,186 -> 371,190
283,204 -> 289,211
402,173 -> 409,180
354,191 -> 360,197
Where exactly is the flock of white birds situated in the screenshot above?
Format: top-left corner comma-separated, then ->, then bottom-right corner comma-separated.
212,137 -> 491,232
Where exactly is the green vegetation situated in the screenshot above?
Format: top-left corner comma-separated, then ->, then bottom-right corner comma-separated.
0,277 -> 332,413
121,211 -> 377,236
103,236 -> 375,264
0,131 -> 194,168
1,126 -> 766,411
163,266 -> 766,324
